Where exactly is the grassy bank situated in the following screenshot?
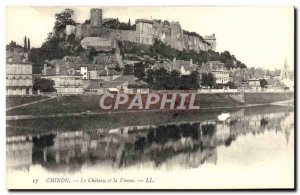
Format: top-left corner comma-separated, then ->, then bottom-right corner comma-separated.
6,95 -> 50,108
244,92 -> 294,104
6,93 -> 244,116
6,92 -> 294,117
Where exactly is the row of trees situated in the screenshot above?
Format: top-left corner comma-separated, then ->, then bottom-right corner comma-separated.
145,68 -> 200,90
103,18 -> 136,30
33,78 -> 56,92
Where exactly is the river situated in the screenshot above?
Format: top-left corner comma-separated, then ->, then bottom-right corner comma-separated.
6,105 -> 294,189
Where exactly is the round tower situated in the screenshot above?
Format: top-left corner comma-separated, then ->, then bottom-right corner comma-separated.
90,8 -> 102,27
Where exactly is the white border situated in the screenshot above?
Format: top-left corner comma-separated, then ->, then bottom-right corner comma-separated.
0,0 -> 298,194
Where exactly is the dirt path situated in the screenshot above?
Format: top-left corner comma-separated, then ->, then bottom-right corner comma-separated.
6,96 -> 56,111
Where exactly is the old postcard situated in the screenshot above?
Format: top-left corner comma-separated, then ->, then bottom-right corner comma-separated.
5,6 -> 294,190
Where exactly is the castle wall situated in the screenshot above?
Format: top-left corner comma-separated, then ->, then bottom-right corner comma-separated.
199,41 -> 208,51
136,21 -> 153,45
66,25 -> 76,36
152,21 -> 161,38
73,8 -> 216,53
75,24 -> 82,39
119,30 -> 137,43
169,22 -> 184,51
89,26 -> 103,36
90,8 -> 102,27
103,28 -> 137,43
76,24 -> 91,39
183,34 -> 189,50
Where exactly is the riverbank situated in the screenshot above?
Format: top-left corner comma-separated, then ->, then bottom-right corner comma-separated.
6,104 -> 293,137
6,92 -> 294,120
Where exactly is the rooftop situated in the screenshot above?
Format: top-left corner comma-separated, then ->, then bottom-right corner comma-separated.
44,66 -> 82,76
6,51 -> 30,64
135,19 -> 154,24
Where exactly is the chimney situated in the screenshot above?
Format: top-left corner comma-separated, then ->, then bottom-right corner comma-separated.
55,64 -> 60,75
43,64 -> 47,75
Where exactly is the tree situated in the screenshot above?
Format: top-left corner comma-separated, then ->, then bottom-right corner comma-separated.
219,51 -> 231,63
123,64 -> 134,75
153,68 -> 168,89
33,78 -> 56,92
128,19 -> 131,27
201,72 -> 216,88
103,18 -> 120,29
260,79 -> 268,88
54,8 -> 76,32
24,36 -> 27,51
226,81 -> 237,89
189,71 -> 200,89
145,69 -> 155,86
27,38 -> 31,50
133,62 -> 145,79
166,70 -> 181,89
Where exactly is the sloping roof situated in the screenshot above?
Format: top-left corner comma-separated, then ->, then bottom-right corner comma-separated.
123,60 -> 141,65
102,81 -> 125,88
113,75 -> 149,88
6,51 -> 30,64
174,59 -> 198,72
204,34 -> 216,40
86,80 -> 125,89
74,64 -> 104,70
47,56 -> 86,66
81,37 -> 114,51
152,61 -> 173,71
46,56 -> 100,70
93,54 -> 118,67
97,69 -> 122,76
44,66 -> 82,76
200,61 -> 228,73
135,19 -> 153,24
86,80 -> 101,89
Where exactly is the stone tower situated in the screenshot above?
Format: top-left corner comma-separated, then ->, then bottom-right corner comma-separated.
136,19 -> 153,45
204,34 -> 217,51
90,8 -> 102,27
280,57 -> 289,79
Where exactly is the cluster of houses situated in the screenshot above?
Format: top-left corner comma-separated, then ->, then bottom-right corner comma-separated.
40,54 -> 150,95
6,46 -> 33,96
6,37 -> 293,96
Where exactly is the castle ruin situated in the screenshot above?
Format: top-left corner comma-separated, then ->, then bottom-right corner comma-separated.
65,8 -> 217,53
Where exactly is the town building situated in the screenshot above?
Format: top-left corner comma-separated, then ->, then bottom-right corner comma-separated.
200,61 -> 230,84
203,34 -> 217,51
247,78 -> 261,92
42,64 -> 83,94
6,51 -> 33,95
151,58 -> 198,75
83,75 -> 149,94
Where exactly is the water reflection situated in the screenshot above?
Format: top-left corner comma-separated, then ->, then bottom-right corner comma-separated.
6,106 -> 294,174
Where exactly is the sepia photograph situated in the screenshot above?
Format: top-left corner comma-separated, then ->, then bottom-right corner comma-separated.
5,6 -> 295,190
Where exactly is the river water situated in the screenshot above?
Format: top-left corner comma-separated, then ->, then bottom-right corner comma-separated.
6,105 -> 294,189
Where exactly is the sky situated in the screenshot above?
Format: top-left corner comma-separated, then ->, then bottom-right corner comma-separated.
6,6 -> 294,70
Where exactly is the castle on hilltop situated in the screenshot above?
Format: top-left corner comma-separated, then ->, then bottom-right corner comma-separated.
63,8 -> 216,53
